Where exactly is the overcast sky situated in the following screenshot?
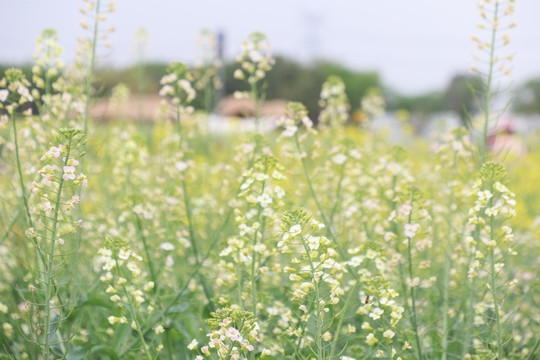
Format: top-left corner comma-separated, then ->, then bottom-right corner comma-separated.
2,0 -> 539,94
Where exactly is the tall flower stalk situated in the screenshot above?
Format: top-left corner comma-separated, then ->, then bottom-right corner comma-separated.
1,69 -> 34,228
159,63 -> 215,309
28,128 -> 87,358
470,0 -> 516,163
233,32 -> 274,133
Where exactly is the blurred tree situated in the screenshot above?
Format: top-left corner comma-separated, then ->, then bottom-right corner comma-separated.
513,78 -> 540,115
443,73 -> 483,123
391,91 -> 445,116
224,56 -> 381,120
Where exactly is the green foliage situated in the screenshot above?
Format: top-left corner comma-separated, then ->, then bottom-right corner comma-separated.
513,77 -> 540,114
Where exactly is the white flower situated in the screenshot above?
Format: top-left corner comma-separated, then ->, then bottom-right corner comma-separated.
160,242 -> 175,251
77,173 -> 88,187
369,307 -> 384,320
233,69 -> 245,80
383,329 -> 395,339
63,166 -> 76,180
282,125 -> 298,137
160,73 -> 177,85
306,235 -> 320,250
178,79 -> 196,102
187,339 -> 199,350
175,161 -> 188,172
249,50 -> 263,63
332,154 -> 347,165
257,193 -> 273,208
274,185 -> 285,199
404,223 -> 420,238
159,85 -> 174,96
289,224 -> 302,237
0,90 -> 8,102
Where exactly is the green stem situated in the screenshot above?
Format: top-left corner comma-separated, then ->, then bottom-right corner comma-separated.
329,162 -> 346,226
250,165 -> 267,318
462,251 -> 476,358
525,336 -> 540,360
299,234 -> 323,359
135,214 -> 158,292
43,138 -> 71,358
73,0 -> 101,294
12,115 -> 69,355
176,107 -> 215,311
117,145 -> 260,357
294,134 -> 341,257
480,2 -> 500,164
112,252 -> 153,360
329,284 -> 356,359
488,183 -> 502,359
82,0 -> 101,136
405,195 -> 423,360
11,113 -> 32,227
442,153 -> 457,360
250,81 -> 259,133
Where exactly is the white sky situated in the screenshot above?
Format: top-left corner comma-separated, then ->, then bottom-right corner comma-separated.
1,0 -> 539,94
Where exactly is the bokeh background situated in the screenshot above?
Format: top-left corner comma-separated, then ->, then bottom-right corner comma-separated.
2,0 -> 540,129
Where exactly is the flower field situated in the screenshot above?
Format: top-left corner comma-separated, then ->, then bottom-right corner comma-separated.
0,0 -> 539,359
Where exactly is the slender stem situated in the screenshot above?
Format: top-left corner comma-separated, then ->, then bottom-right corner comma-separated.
299,234 -> 323,359
73,0 -> 101,291
405,195 -> 423,360
293,133 -> 365,295
135,214 -> 157,292
488,182 -> 502,359
525,336 -> 540,360
480,2 -> 500,164
43,138 -> 71,358
441,153 -> 457,360
112,252 -> 153,360
11,113 -> 32,227
250,81 -> 259,133
118,143 -> 260,357
329,284 -> 356,359
176,107 -> 215,311
293,134 -> 341,257
12,115 -> 69,354
250,164 -> 267,318
82,0 -> 101,136
329,162 -> 346,226
462,247 -> 476,358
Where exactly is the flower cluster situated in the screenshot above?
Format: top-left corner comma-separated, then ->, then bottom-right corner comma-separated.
355,278 -> 407,358
279,209 -> 344,302
0,68 -> 34,115
32,29 -> 64,92
278,208 -> 346,356
466,162 -> 516,280
190,308 -> 261,359
216,152 -> 287,308
233,32 -> 274,86
32,129 -> 86,218
193,29 -> 223,99
471,0 -> 516,78
160,62 -> 197,116
79,0 -> 116,49
360,88 -> 386,121
97,236 -> 163,355
318,76 -> 350,127
277,101 -> 314,139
